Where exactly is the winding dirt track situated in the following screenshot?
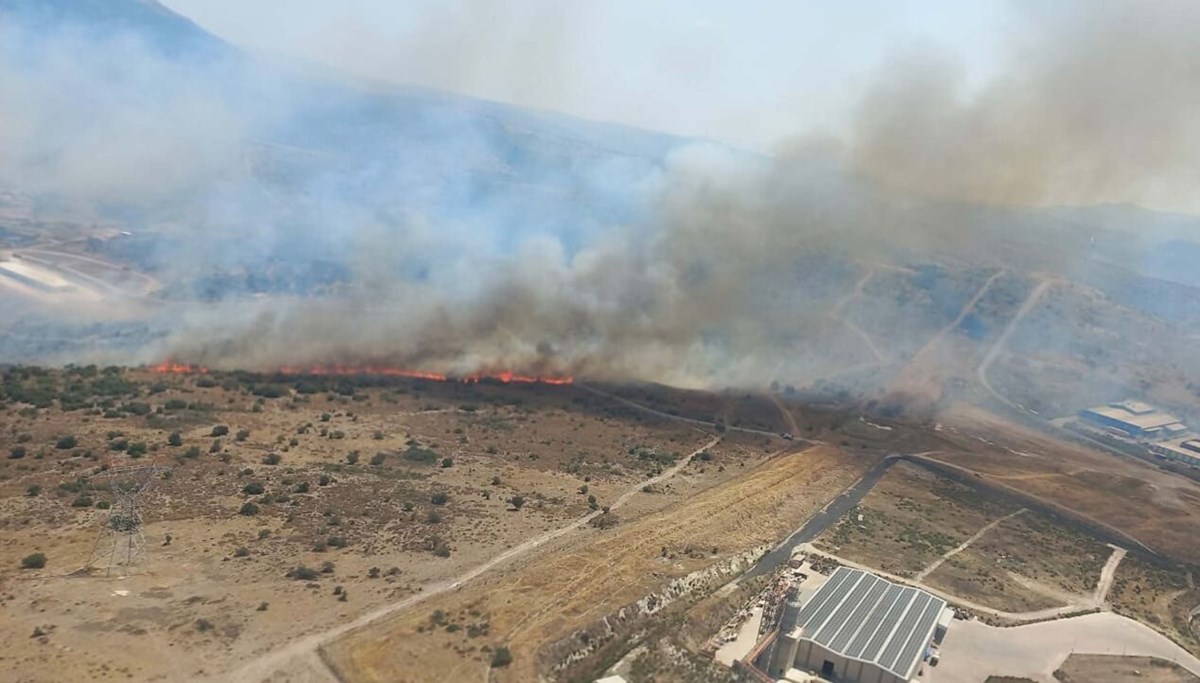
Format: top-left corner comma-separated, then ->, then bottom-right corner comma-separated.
217,434 -> 722,683
977,277 -> 1058,410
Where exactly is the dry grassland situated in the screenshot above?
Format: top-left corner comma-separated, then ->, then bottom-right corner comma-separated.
323,444 -> 866,683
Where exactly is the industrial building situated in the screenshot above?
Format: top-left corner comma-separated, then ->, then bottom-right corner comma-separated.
1149,440 -> 1200,469
1079,400 -> 1187,440
765,567 -> 950,683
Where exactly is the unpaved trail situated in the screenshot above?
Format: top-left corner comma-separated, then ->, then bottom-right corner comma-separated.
916,508 -> 1027,582
830,269 -> 885,364
1093,545 -> 1127,607
215,434 -> 721,683
577,384 -> 789,440
978,277 -> 1057,410
910,269 -> 1007,367
769,393 -> 801,437
801,544 -> 1088,622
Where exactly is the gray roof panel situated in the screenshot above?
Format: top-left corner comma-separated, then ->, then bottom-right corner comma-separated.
795,567 -> 946,680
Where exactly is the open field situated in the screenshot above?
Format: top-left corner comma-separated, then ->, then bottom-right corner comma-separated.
923,510 -> 1112,613
815,461 -> 1018,578
322,444 -> 868,683
0,368 -> 787,682
1055,654 -> 1200,683
931,405 -> 1200,566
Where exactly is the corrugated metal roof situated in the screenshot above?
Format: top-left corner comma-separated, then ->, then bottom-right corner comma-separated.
1084,406 -> 1182,431
795,567 -> 945,680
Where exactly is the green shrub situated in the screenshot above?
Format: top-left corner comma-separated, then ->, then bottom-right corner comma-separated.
210,425 -> 229,437
168,432 -> 183,447
20,553 -> 46,570
490,646 -> 513,667
287,565 -> 319,580
9,446 -> 26,460
243,482 -> 264,495
55,435 -> 78,450
430,492 -> 449,506
239,502 -> 259,516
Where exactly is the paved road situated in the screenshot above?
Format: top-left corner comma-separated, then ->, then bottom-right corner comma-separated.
935,612 -> 1200,682
742,455 -> 900,580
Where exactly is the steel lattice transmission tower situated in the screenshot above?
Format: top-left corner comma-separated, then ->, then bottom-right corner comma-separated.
87,464 -> 168,576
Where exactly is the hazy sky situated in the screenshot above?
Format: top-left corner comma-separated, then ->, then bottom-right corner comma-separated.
162,0 -> 1010,150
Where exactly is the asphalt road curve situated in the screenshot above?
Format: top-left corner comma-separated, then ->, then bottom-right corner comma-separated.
743,455 -> 900,580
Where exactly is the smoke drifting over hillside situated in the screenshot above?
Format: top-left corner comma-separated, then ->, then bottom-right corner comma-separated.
3,1 -> 1200,390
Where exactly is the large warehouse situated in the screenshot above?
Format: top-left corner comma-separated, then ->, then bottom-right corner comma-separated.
766,567 -> 949,683
1079,400 -> 1187,440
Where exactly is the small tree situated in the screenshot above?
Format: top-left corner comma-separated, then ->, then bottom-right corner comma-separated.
430,492 -> 449,506
243,482 -> 264,495
20,553 -> 47,569
9,446 -> 26,460
345,451 -> 360,465
56,435 -> 78,450
509,495 -> 525,511
239,502 -> 260,516
25,484 -> 41,497
490,646 -> 513,667
211,425 -> 229,437
262,453 -> 282,465
287,565 -> 319,580
440,457 -> 453,468
168,432 -> 183,447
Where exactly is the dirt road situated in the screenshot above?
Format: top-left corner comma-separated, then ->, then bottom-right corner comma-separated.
578,384 -> 790,440
216,434 -> 721,683
324,444 -> 861,683
1093,545 -> 1127,607
977,277 -> 1057,410
916,508 -> 1028,582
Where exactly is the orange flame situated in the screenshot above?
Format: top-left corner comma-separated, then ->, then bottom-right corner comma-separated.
148,360 -> 572,385
149,361 -> 209,374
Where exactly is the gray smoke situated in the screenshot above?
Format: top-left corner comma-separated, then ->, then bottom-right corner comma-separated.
850,0 -> 1200,212
4,1 -> 1200,394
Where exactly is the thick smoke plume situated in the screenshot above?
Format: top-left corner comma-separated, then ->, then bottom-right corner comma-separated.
851,0 -> 1200,212
3,1 -> 1200,391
